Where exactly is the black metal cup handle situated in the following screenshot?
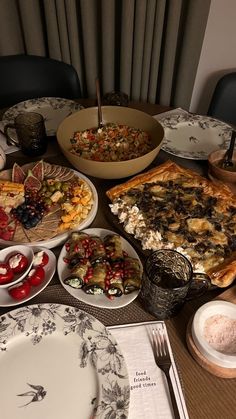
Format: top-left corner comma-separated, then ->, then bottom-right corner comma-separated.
186,273 -> 212,300
4,123 -> 20,146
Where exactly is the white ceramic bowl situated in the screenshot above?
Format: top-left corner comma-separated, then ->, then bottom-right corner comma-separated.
57,106 -> 164,179
192,300 -> 236,368
0,245 -> 34,288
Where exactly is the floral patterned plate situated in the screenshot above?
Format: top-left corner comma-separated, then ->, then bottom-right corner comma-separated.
2,97 -> 84,138
159,113 -> 232,160
0,303 -> 130,419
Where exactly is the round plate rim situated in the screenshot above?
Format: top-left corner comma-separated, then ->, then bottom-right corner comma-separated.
160,114 -> 232,160
0,247 -> 56,307
0,164 -> 98,249
57,227 -> 142,309
0,302 -> 130,418
2,97 -> 84,136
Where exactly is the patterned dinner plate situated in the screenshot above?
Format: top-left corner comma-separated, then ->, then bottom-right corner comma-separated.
0,303 -> 130,419
159,113 -> 232,160
2,97 -> 84,137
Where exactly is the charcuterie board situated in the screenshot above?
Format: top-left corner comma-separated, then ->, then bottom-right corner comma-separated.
186,285 -> 236,378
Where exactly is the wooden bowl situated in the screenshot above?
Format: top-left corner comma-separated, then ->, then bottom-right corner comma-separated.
208,149 -> 236,192
56,106 -> 164,179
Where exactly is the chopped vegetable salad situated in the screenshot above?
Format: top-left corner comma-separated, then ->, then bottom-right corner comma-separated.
70,123 -> 154,162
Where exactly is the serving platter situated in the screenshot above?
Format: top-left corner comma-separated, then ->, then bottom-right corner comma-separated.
159,113 -> 232,160
0,303 -> 130,418
0,161 -> 98,249
0,247 -> 56,307
2,97 -> 84,137
57,228 -> 143,309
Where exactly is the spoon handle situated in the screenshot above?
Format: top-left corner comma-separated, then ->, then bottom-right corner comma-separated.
96,78 -> 103,127
226,130 -> 236,160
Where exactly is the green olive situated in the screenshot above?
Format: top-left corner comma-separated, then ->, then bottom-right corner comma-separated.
61,182 -> 70,192
45,190 -> 52,197
44,197 -> 52,206
54,181 -> 62,190
48,185 -> 56,192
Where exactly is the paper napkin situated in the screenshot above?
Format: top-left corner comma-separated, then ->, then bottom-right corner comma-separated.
153,107 -> 189,122
109,321 -> 189,419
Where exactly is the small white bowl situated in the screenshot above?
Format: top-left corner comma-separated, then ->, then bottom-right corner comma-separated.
192,301 -> 236,369
0,245 -> 34,288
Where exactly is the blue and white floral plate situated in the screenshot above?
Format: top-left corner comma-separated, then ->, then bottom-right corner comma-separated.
2,97 -> 84,138
0,303 -> 130,419
159,113 -> 232,160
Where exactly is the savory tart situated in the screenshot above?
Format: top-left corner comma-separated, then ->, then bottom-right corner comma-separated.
106,160 -> 236,288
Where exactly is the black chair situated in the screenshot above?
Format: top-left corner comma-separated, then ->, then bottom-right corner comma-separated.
207,72 -> 236,125
0,54 -> 81,108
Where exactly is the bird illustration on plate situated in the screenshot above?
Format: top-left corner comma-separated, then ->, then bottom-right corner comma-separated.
17,383 -> 47,407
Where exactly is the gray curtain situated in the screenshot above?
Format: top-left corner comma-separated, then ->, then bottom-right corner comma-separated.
0,0 -> 211,108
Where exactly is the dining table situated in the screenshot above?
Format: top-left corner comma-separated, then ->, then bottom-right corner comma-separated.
1,98 -> 236,419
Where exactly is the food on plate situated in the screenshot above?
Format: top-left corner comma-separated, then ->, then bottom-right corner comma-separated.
83,260 -> 108,294
64,258 -> 91,289
104,234 -> 124,261
0,160 -> 94,243
26,266 -> 45,286
70,123 -> 154,162
7,252 -> 29,274
0,262 -> 14,284
33,250 -> 49,267
123,256 -> 143,294
106,160 -> 236,288
63,232 -> 142,297
0,179 -> 25,210
8,280 -> 31,300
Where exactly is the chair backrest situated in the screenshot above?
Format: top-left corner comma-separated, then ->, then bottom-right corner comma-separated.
0,54 -> 81,108
207,72 -> 236,125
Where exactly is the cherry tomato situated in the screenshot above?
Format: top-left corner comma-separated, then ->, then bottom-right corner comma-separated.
8,280 -> 31,300
33,251 -> 49,267
0,262 -> 14,285
27,266 -> 45,286
7,252 -> 28,274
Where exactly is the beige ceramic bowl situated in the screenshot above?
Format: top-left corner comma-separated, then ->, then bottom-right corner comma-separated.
57,106 -> 164,179
208,149 -> 236,193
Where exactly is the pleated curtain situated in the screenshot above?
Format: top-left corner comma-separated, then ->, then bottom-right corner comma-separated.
0,0 -> 210,109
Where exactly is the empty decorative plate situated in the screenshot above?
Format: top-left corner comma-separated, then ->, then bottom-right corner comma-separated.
2,97 -> 84,137
0,303 -> 130,419
159,113 -> 232,160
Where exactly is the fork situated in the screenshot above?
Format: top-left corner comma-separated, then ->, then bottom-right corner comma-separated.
152,327 -> 181,419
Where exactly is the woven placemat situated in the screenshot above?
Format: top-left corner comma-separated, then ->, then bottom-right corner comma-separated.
0,284 -> 156,326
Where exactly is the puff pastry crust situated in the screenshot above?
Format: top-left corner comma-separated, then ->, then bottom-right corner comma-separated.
106,161 -> 236,288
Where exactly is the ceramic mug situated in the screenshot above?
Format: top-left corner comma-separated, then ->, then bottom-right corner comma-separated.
4,112 -> 47,156
139,249 -> 211,320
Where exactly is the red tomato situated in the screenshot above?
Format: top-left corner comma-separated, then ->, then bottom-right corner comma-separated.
8,280 -> 31,300
27,266 -> 45,286
0,262 -> 14,284
33,251 -> 49,267
7,252 -> 28,274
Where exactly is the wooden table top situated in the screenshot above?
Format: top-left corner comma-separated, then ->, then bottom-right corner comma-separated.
1,99 -> 236,419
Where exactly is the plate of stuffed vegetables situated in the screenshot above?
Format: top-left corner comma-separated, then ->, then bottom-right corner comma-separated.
57,228 -> 143,309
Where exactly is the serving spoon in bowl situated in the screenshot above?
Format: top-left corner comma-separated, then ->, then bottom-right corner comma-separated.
96,78 -> 103,128
221,130 -> 236,169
